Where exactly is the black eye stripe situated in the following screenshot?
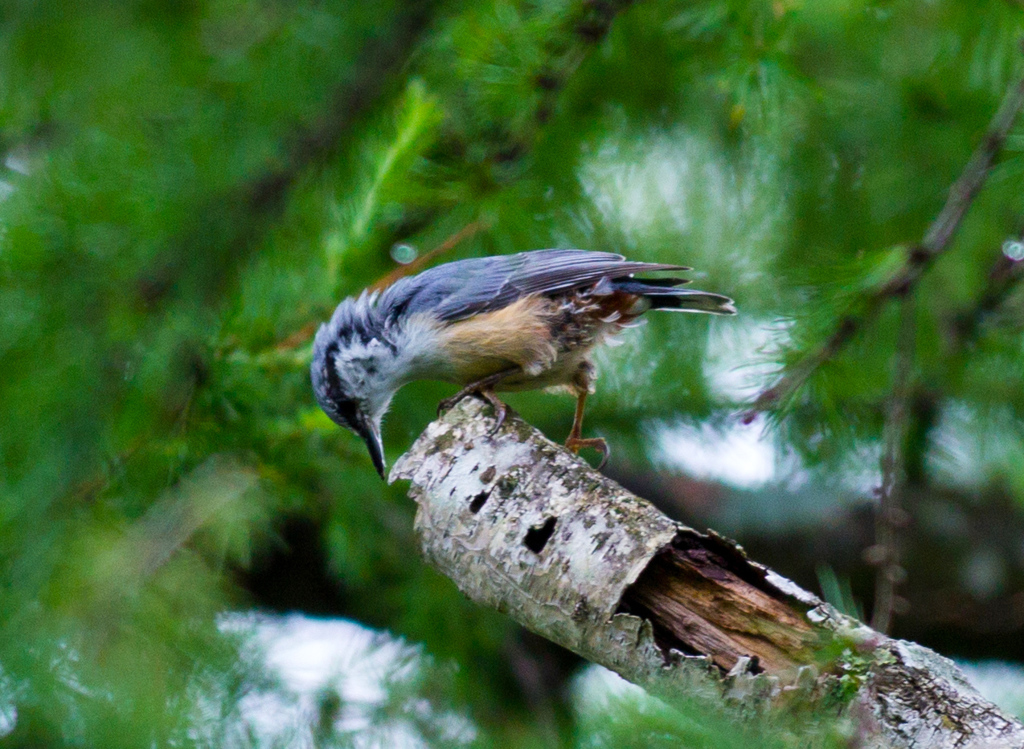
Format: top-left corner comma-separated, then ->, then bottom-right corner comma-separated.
323,341 -> 359,427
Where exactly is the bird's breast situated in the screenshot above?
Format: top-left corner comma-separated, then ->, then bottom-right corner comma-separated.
437,296 -> 557,383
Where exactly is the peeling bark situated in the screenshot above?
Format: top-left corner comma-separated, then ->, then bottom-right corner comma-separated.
390,399 -> 1024,748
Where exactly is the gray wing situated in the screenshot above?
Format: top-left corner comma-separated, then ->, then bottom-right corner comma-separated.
382,249 -> 688,323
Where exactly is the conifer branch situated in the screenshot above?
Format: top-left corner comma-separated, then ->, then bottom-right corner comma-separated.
393,399 -> 1024,748
748,63 -> 1024,417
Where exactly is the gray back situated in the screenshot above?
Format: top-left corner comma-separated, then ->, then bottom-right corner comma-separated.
379,249 -> 686,323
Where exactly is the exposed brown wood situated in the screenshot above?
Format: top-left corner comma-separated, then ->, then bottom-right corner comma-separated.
620,544 -> 818,673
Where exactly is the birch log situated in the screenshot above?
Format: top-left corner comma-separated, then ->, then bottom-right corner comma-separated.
390,399 -> 1024,748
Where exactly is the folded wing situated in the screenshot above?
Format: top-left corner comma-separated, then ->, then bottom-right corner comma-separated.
385,249 -> 694,323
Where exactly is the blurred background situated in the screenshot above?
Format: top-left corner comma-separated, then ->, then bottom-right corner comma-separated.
3,0 -> 1024,746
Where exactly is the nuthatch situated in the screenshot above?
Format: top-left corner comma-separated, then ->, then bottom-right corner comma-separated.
311,249 -> 735,478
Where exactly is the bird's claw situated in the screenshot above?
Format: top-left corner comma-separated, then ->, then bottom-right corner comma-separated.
482,392 -> 508,435
436,393 -> 463,417
437,389 -> 510,435
565,437 -> 609,470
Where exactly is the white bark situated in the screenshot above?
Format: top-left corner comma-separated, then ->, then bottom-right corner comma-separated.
391,399 -> 1024,748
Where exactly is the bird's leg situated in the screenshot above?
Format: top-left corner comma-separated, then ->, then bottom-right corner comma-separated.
437,367 -> 519,432
564,387 -> 609,470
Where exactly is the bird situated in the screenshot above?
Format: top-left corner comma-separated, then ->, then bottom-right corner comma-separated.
311,249 -> 735,479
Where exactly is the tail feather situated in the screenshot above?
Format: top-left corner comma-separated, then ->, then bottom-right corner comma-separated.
614,278 -> 737,315
650,290 -> 737,314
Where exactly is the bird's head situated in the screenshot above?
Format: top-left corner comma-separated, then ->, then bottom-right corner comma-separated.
311,294 -> 398,479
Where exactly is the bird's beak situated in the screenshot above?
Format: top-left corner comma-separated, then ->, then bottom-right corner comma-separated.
355,416 -> 386,480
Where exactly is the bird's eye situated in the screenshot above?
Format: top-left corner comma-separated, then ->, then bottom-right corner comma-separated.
332,396 -> 359,428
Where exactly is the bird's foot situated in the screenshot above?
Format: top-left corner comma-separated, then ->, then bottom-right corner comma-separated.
480,390 -> 510,434
437,387 -> 510,434
436,381 -> 483,416
436,390 -> 468,417
565,436 -> 609,470
437,368 -> 519,431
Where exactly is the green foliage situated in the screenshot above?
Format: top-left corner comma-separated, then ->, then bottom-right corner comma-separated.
572,668 -> 848,749
3,0 -> 1024,745
816,565 -> 864,621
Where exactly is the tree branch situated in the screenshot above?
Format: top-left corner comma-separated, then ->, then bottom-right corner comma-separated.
869,293 -> 916,633
392,399 -> 1024,748
944,236 -> 1024,356
369,220 -> 490,292
748,63 -> 1024,417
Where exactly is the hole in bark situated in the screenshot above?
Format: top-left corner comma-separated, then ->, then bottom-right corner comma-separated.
469,491 -> 489,514
524,517 -> 557,554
